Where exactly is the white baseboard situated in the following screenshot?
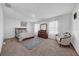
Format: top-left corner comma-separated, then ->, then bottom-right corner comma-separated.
4,37 -> 15,40
71,42 -> 79,55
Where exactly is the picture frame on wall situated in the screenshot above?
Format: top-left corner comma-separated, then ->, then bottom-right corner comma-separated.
74,12 -> 77,20
20,21 -> 27,27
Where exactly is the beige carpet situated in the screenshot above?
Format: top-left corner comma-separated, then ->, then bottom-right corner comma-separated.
1,37 -> 78,56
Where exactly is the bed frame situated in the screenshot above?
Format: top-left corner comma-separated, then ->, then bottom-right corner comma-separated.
15,27 -> 27,38
15,27 -> 34,41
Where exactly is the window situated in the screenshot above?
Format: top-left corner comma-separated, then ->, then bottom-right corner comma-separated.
34,24 -> 40,35
48,21 -> 58,34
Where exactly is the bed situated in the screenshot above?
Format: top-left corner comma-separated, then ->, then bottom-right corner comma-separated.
15,28 -> 35,41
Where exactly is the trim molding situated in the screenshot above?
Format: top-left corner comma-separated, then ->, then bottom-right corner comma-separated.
70,43 -> 79,56
4,37 -> 15,40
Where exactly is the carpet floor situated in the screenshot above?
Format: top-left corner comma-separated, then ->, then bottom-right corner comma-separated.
1,37 -> 78,56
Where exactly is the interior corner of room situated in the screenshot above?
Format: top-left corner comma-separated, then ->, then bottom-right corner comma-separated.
0,3 -> 79,56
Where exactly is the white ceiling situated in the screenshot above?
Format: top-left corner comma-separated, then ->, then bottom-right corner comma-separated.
3,3 -> 75,22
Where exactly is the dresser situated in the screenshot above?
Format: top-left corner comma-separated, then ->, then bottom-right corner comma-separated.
38,30 -> 48,39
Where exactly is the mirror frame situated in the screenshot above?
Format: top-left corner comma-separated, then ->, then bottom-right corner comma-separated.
40,23 -> 47,30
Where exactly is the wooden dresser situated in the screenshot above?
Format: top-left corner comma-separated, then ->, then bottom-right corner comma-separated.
38,30 -> 48,39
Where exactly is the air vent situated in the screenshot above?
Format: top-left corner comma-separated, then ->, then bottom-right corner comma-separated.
5,3 -> 11,8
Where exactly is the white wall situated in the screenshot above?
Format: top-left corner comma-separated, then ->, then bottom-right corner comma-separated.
4,18 -> 19,38
0,4 -> 4,53
58,13 -> 72,33
72,4 -> 79,55
35,13 -> 72,39
3,5 -> 35,39
27,22 -> 34,34
4,18 -> 34,39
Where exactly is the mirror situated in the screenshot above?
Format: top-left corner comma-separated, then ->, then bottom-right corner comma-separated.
40,24 -> 47,30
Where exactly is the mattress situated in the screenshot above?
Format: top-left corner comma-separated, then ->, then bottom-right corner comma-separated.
17,32 -> 35,41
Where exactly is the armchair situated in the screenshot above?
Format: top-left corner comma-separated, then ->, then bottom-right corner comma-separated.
56,32 -> 71,46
